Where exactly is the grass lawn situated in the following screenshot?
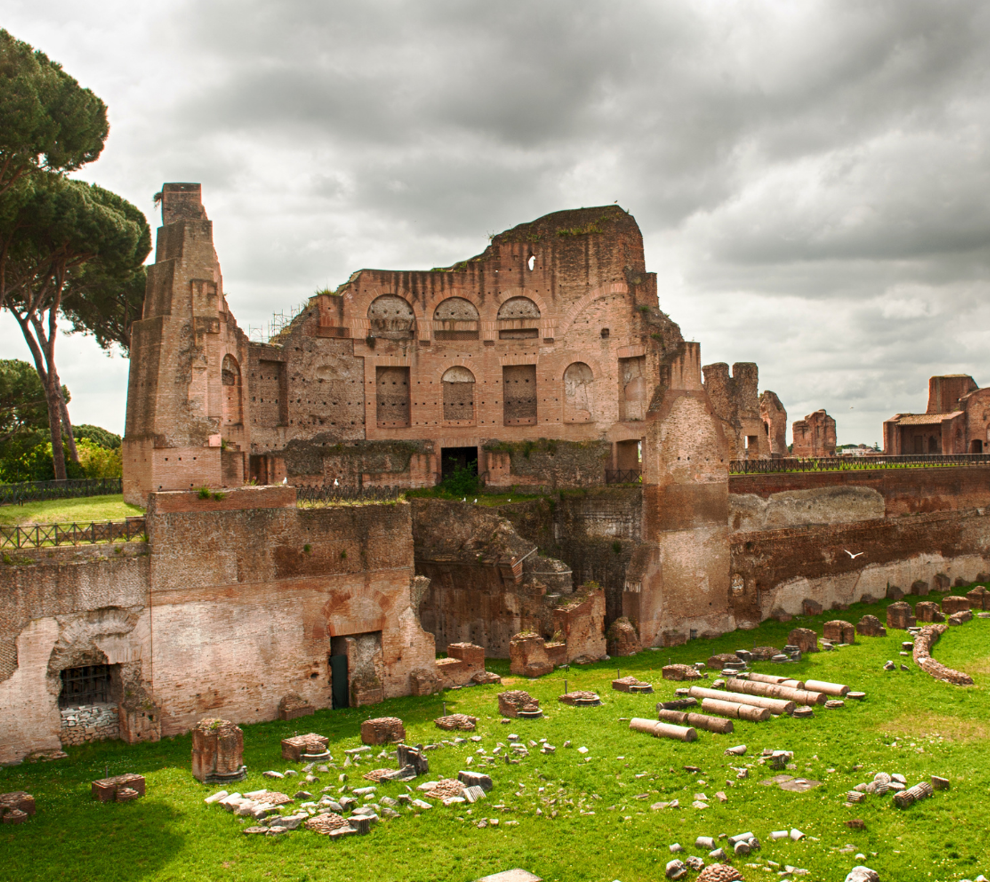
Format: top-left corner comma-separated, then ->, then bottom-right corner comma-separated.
2,593 -> 989,882
0,494 -> 144,527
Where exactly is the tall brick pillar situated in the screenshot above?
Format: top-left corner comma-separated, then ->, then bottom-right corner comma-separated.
122,183 -> 252,505
624,343 -> 732,646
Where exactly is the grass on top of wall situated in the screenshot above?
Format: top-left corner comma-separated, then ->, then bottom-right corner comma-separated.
2,592 -> 990,882
0,494 -> 144,527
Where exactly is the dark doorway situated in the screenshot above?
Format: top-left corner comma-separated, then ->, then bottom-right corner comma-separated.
441,447 -> 478,482
329,654 -> 349,709
972,440 -> 984,453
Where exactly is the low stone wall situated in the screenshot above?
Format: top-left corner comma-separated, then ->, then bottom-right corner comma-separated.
60,704 -> 120,746
912,623 -> 974,686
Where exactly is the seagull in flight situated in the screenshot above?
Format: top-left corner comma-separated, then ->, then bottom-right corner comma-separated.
844,549 -> 864,559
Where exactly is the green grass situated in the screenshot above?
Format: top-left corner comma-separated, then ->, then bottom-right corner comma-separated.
2,594 -> 989,881
0,494 -> 144,527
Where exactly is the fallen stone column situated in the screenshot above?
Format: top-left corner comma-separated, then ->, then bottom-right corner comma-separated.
726,677 -> 826,706
700,697 -> 771,722
803,679 -> 850,697
657,708 -> 734,734
688,686 -> 793,715
746,672 -> 804,689
894,780 -> 933,808
629,717 -> 697,742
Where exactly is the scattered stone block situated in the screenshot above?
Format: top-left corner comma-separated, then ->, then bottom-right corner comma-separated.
277,692 -> 314,721
787,628 -> 819,653
612,675 -> 653,693
911,579 -> 929,596
662,664 -> 702,682
509,634 -> 553,678
435,713 -> 478,731
823,619 -> 855,644
750,646 -> 779,661
915,601 -> 944,623
845,869 -> 880,882
498,691 -> 542,719
395,744 -> 429,778
802,598 -> 823,616
92,774 -> 146,803
942,595 -> 971,615
360,717 -> 405,746
856,615 -> 886,637
666,859 -> 688,880
967,585 -> 990,610
948,610 -> 973,625
697,864 -> 742,882
886,584 -> 905,601
886,602 -> 916,630
557,691 -> 602,706
931,775 -> 950,790
0,792 -> 35,822
192,718 -> 246,783
281,733 -> 330,762
933,573 -> 951,592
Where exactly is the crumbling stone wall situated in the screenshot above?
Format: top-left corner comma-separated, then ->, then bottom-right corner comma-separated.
759,391 -> 788,456
792,409 -> 837,457
703,362 -> 770,461
0,487 -> 436,765
412,499 -> 574,657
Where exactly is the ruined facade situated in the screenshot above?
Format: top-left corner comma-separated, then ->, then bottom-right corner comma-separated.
124,184 -> 688,505
11,183 -> 990,766
703,362 -> 773,461
791,409 -> 837,457
0,487 -> 441,766
884,374 -> 990,455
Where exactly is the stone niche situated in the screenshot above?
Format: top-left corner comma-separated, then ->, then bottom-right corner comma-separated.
191,718 -> 246,783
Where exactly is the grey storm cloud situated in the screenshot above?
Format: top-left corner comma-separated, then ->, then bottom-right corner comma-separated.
2,0 -> 990,442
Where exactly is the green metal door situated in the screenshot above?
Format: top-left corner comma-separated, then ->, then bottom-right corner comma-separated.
329,654 -> 349,709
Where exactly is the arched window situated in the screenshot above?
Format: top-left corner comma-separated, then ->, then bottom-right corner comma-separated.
442,366 -> 476,423
434,298 -> 480,341
368,295 -> 415,339
497,296 -> 540,340
221,354 -> 242,426
563,362 -> 594,423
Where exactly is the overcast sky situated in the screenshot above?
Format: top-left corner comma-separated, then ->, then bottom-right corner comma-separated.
4,0 -> 990,445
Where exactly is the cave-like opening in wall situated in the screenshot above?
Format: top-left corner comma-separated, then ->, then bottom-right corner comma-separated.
441,447 -> 479,482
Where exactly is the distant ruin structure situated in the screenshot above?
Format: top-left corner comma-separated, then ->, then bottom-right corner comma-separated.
792,409 -> 837,457
884,374 -> 990,455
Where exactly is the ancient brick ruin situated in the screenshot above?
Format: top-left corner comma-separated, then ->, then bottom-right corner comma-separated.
791,410 -> 837,458
884,374 -> 990,455
5,182 -> 990,765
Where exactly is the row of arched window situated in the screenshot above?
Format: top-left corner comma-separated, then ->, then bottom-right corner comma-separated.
367,294 -> 541,340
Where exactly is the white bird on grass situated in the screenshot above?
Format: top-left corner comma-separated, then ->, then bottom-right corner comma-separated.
844,549 -> 864,559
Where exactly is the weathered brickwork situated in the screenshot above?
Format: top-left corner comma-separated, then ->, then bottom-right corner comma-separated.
703,362 -> 771,462
0,488 -> 436,765
124,187 -> 685,503
791,409 -> 837,457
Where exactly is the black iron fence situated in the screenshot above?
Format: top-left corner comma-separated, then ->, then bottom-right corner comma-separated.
0,477 -> 123,507
605,469 -> 642,484
295,485 -> 405,505
1,517 -> 146,550
730,453 -> 990,475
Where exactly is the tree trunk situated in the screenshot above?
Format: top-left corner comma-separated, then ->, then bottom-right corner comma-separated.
54,369 -> 78,463
44,371 -> 67,480
13,308 -> 68,480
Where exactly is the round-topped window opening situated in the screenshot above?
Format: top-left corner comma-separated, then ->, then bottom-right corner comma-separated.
497,297 -> 540,319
